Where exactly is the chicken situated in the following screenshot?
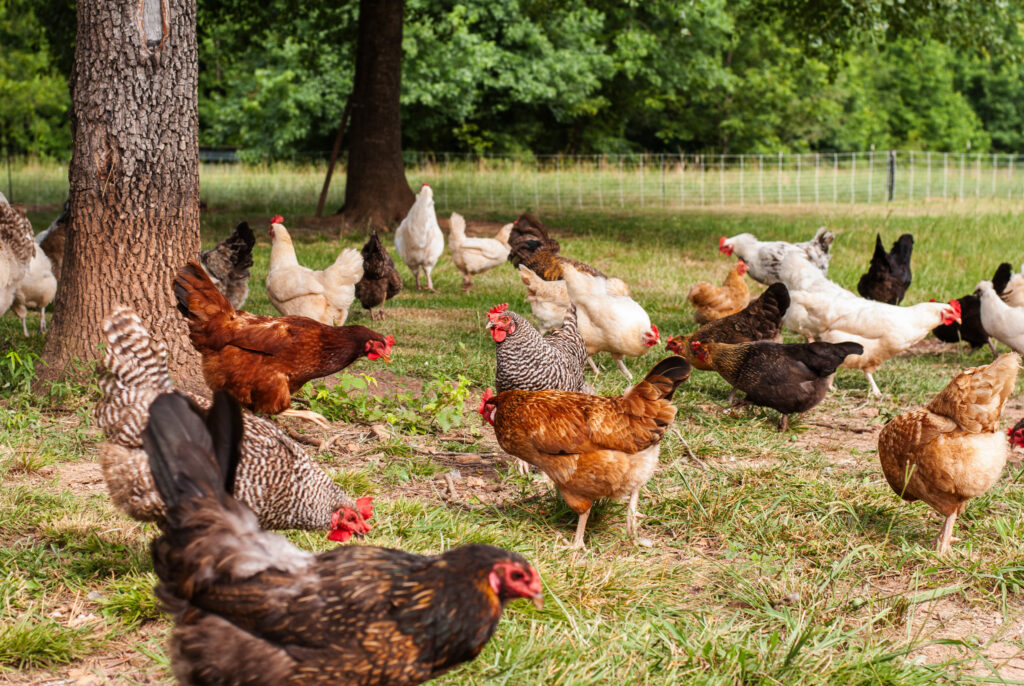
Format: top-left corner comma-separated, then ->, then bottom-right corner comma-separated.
718,226 -> 834,285
174,261 -> 394,427
687,261 -> 751,324
266,215 -> 363,326
448,213 -> 511,290
35,202 -> 68,281
96,307 -> 373,537
1008,418 -> 1024,465
992,262 -> 1024,308
667,283 -> 790,372
562,263 -> 660,379
0,192 -> 34,317
518,264 -> 631,332
142,391 -> 542,686
479,356 -> 691,549
201,221 -> 256,309
878,353 -> 1019,553
976,279 -> 1024,354
354,228 -> 403,320
779,252 -> 961,396
506,213 -> 605,281
688,339 -> 864,430
932,294 -> 995,355
856,233 -> 913,305
12,241 -> 57,336
489,303 -> 591,395
394,184 -> 444,291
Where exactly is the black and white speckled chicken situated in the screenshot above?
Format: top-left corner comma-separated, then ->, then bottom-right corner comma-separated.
142,391 -> 542,686
0,191 -> 35,317
201,221 -> 255,309
355,227 -> 403,320
488,303 -> 591,394
95,307 -> 373,541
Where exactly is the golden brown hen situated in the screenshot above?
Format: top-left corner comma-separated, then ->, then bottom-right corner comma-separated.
878,353 -> 1020,553
687,261 -> 750,324
479,357 -> 690,549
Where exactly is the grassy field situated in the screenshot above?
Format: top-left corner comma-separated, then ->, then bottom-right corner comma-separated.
3,170 -> 1024,683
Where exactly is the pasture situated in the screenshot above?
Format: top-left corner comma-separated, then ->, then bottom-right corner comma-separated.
2,166 -> 1024,683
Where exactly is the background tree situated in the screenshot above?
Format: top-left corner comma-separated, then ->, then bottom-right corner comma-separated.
40,0 -> 204,390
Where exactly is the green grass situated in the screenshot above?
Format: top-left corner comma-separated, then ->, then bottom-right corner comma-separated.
3,164 -> 1024,682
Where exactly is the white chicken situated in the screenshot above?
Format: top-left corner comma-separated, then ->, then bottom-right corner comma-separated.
265,216 -> 364,326
447,213 -> 511,290
13,242 -> 57,336
562,263 -> 659,379
0,192 -> 35,318
394,184 -> 444,291
718,226 -> 834,285
779,252 -> 961,396
518,264 -> 631,332
977,280 -> 1024,354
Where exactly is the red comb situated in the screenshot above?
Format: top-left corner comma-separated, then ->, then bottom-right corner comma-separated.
356,496 -> 374,521
478,388 -> 495,414
651,323 -> 659,337
271,215 -> 283,224
950,299 -> 962,315
719,236 -> 727,248
488,303 -> 509,318
421,183 -> 430,188
384,334 -> 395,347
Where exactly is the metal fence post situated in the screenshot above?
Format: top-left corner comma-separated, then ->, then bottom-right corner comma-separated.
1009,156 -> 1015,200
618,155 -> 624,208
975,153 -> 981,198
556,155 -> 562,209
796,154 -> 801,204
850,152 -> 856,204
679,154 -> 685,207
719,154 -> 725,205
700,155 -> 706,206
868,149 -> 874,203
926,151 -> 931,200
661,154 -> 667,207
909,151 -> 914,202
992,153 -> 998,196
597,155 -> 604,208
814,153 -> 819,204
533,157 -> 540,209
833,153 -> 838,203
577,156 -> 583,209
739,154 -> 745,205
886,150 -> 895,201
943,153 -> 948,199
959,153 -> 965,200
777,151 -> 782,204
640,154 -> 645,208
759,154 -> 764,204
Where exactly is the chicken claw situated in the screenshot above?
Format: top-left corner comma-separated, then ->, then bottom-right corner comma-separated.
280,409 -> 332,430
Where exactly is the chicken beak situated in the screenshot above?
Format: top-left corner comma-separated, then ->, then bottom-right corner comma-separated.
382,352 -> 392,363
530,594 -> 544,610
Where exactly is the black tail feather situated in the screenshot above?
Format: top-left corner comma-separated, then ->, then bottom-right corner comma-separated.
993,263 -> 1013,296
643,356 -> 692,400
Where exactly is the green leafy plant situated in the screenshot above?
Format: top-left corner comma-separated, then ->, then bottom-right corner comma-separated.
0,349 -> 39,395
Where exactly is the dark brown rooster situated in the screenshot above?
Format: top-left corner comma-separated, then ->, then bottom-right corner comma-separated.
143,392 -> 542,686
507,213 -> 605,281
668,283 -> 790,372
690,339 -> 864,430
174,261 -> 394,427
479,357 -> 690,548
355,228 -> 403,320
856,233 -> 913,304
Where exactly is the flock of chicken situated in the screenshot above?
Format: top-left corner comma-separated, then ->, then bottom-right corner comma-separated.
5,185 -> 1024,684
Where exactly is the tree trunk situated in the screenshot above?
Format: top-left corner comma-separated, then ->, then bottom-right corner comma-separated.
40,0 -> 205,393
336,0 -> 414,230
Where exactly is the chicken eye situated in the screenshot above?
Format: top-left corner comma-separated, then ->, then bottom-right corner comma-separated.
511,571 -> 524,581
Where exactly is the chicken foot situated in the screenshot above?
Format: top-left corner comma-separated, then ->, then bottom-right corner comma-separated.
935,512 -> 959,554
570,509 -> 591,550
625,489 -> 641,538
425,267 -> 437,292
865,372 -> 882,397
614,358 -> 634,380
279,408 -> 332,430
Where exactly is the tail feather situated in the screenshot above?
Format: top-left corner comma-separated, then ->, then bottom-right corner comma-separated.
889,234 -> 913,267
223,222 -> 255,268
993,263 -> 1012,296
801,341 -> 864,377
629,356 -> 691,402
756,283 -> 790,320
324,248 -> 364,289
175,260 -> 234,322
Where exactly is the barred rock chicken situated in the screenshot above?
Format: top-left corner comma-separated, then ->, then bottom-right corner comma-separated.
977,279 -> 1024,354
35,202 -> 68,281
687,261 -> 751,324
689,339 -> 864,430
668,283 -> 790,372
201,221 -> 256,309
12,240 -> 56,336
267,216 -> 363,326
0,192 -> 34,317
175,261 -> 394,427
563,263 -> 660,379
355,228 -> 403,320
395,184 -> 445,291
878,353 -> 1020,553
518,264 -> 630,332
143,391 -> 542,686
856,233 -> 914,305
932,293 -> 995,354
448,212 -> 511,290
507,213 -> 605,281
992,263 -> 1024,308
488,304 -> 591,395
95,307 -> 373,538
719,227 -> 834,285
479,357 -> 690,549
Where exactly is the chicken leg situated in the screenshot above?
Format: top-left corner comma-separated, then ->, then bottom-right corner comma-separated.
425,266 -> 437,292
39,306 -> 47,332
778,414 -> 789,432
21,315 -> 29,337
625,489 -> 640,538
461,274 -> 473,292
413,269 -> 422,291
614,358 -> 634,380
935,512 -> 958,554
570,509 -> 591,550
866,371 -> 882,397
588,357 -> 600,374
988,338 -> 999,359
279,408 -> 332,430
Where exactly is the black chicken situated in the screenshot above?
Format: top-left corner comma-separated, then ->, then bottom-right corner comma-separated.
355,228 -> 403,320
200,221 -> 255,309
143,391 -> 542,686
932,294 -> 995,355
690,339 -> 864,430
856,233 -> 913,304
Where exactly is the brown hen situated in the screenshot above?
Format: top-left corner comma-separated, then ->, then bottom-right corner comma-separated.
687,262 -> 751,324
142,392 -> 542,686
174,261 -> 393,426
507,213 -> 605,281
479,356 -> 690,548
878,353 -> 1020,553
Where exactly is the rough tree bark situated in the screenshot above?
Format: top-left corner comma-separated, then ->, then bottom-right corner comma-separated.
40,0 -> 205,392
336,0 -> 414,229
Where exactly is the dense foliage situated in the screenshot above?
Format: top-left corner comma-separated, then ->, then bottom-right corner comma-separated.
7,0 -> 1023,158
